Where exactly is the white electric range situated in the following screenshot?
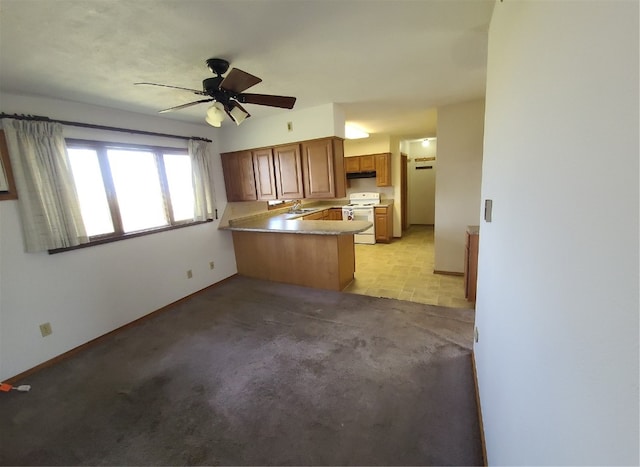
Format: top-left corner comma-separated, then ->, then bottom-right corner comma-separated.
341,192 -> 380,244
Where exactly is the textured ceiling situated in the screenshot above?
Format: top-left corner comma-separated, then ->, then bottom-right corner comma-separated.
0,0 -> 495,140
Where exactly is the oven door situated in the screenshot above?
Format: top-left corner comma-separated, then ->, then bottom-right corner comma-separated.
351,207 -> 375,244
351,208 -> 373,228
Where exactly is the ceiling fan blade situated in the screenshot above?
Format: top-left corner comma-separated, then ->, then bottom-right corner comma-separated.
238,93 -> 297,109
220,68 -> 262,94
158,98 -> 214,113
135,82 -> 207,95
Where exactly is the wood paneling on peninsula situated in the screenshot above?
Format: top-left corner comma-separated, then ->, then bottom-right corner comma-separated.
232,231 -> 355,291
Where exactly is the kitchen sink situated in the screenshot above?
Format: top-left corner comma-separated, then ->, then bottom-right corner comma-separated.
290,208 -> 319,214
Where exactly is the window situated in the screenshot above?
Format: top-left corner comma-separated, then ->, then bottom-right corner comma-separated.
66,139 -> 198,243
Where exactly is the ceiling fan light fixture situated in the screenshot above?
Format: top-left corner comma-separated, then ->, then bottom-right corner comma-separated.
345,124 -> 369,139
205,102 -> 225,127
228,102 -> 250,125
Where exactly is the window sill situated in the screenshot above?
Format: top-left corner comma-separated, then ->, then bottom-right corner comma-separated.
48,219 -> 213,254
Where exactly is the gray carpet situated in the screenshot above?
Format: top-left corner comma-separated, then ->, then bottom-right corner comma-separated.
0,275 -> 482,466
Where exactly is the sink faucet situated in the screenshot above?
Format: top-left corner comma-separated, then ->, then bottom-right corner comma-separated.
290,200 -> 302,212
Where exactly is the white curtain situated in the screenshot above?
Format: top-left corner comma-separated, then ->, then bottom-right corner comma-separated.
189,139 -> 217,221
2,118 -> 88,252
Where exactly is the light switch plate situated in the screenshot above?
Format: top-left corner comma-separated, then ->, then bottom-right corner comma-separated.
484,199 -> 493,222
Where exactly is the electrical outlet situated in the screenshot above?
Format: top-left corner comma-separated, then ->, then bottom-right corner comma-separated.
209,261 -> 215,270
186,269 -> 193,279
287,121 -> 293,132
39,322 -> 52,337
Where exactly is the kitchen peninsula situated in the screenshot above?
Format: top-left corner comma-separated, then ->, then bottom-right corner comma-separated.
222,209 -> 371,291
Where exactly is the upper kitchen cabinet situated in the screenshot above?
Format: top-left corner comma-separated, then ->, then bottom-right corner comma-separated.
344,154 -> 374,174
252,148 -> 277,200
375,153 -> 391,187
344,156 -> 361,173
301,137 -> 346,199
273,144 -> 304,200
345,152 -> 392,187
221,150 -> 257,201
360,155 -> 375,172
221,137 -> 347,202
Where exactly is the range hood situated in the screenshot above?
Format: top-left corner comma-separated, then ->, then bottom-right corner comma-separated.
346,171 -> 376,179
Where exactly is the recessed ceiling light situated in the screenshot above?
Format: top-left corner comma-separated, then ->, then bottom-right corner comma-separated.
345,124 -> 369,139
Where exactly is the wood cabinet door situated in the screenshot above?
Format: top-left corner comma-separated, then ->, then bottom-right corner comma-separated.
375,206 -> 393,242
302,139 -> 335,199
303,211 -> 325,220
375,153 -> 392,187
360,155 -> 375,171
221,151 -> 257,201
220,153 -> 239,201
375,210 -> 388,242
344,156 -> 360,173
465,233 -> 479,301
273,144 -> 304,199
328,208 -> 343,220
252,148 -> 277,200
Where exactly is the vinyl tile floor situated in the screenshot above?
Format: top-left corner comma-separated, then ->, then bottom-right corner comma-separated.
343,225 -> 474,309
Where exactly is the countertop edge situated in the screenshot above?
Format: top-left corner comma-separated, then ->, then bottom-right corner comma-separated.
222,219 -> 372,235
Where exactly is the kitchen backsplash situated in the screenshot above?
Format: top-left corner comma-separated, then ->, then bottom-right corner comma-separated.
346,178 -> 394,200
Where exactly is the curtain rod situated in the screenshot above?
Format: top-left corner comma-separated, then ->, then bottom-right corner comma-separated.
0,113 -> 213,143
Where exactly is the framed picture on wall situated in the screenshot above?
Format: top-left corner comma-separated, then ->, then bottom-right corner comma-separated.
0,130 -> 18,200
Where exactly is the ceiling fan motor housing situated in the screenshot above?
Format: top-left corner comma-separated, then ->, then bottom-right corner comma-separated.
203,77 -> 224,94
202,77 -> 234,108
206,58 -> 230,76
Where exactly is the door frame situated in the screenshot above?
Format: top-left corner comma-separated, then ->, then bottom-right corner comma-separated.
401,153 -> 408,230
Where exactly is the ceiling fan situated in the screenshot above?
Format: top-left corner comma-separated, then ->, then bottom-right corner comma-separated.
135,58 -> 297,127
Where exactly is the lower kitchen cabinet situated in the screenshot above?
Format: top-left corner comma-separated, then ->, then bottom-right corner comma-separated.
328,208 -> 343,220
302,210 -> 327,220
303,208 -> 342,220
374,204 -> 393,243
464,227 -> 479,301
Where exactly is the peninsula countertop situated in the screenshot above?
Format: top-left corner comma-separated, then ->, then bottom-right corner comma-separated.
223,216 -> 372,235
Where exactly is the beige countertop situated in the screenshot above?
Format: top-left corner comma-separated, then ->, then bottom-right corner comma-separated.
223,216 -> 372,235
219,199 -> 392,235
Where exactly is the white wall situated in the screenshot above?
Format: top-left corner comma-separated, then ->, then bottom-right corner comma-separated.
434,99 -> 484,273
0,93 -> 237,380
218,103 -> 344,153
343,134 -> 391,156
475,2 -> 639,465
408,140 -> 437,225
